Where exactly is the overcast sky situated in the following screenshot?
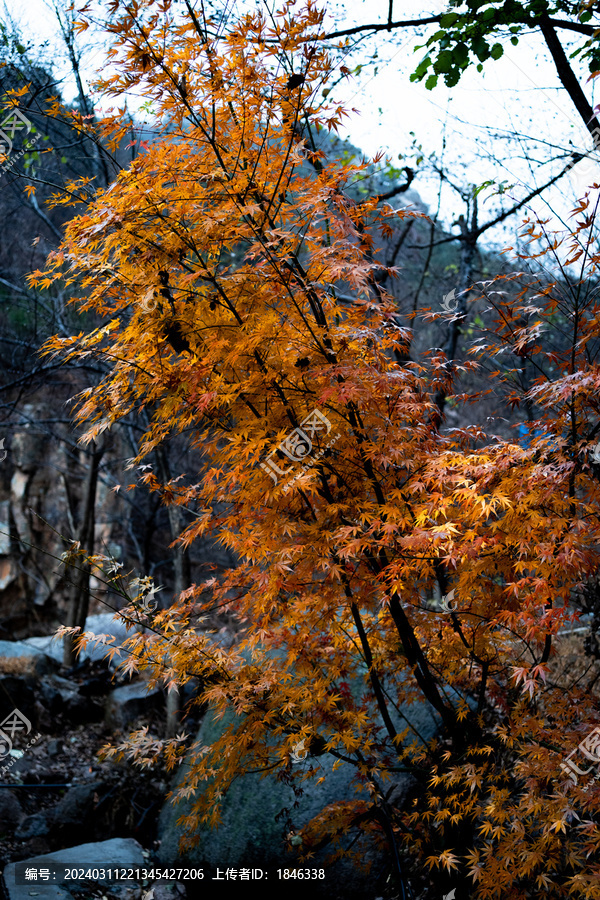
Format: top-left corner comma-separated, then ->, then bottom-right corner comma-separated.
326,2 -> 600,239
4,0 -> 600,244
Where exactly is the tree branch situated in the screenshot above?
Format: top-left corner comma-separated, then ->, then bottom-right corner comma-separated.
375,167 -> 414,202
539,15 -> 600,143
321,17 -> 440,41
318,14 -> 597,42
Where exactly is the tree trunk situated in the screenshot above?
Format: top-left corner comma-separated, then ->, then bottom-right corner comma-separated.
63,441 -> 104,667
433,194 -> 479,423
155,446 -> 191,736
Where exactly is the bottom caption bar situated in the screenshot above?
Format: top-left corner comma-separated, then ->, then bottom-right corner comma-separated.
14,864 -> 326,883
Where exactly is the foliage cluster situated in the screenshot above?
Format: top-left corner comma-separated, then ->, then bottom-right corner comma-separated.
20,0 -> 600,896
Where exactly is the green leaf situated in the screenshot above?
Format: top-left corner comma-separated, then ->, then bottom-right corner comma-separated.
433,50 -> 453,74
413,56 -> 432,79
439,12 -> 460,27
473,37 -> 490,62
425,74 -> 439,90
473,179 -> 494,198
491,43 -> 504,60
453,42 -> 469,65
444,70 -> 461,87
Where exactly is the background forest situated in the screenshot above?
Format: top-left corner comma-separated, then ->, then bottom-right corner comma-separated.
1,2 -> 600,899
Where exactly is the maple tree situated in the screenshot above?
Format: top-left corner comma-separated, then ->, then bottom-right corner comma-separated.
28,0 -> 600,896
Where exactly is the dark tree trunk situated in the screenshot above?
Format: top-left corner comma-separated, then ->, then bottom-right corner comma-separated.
63,441 -> 104,667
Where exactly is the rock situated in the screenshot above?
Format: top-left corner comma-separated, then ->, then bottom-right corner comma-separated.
157,718 -> 359,891
11,429 -> 49,475
51,782 -> 106,839
47,738 -> 62,757
23,613 -> 134,667
110,888 -> 142,900
78,671 -> 115,698
33,699 -> 52,734
4,878 -> 70,900
11,783 -> 108,844
156,654 -> 442,899
51,674 -> 81,701
1,837 -> 145,900
39,674 -> 104,724
63,692 -> 105,725
105,681 -> 163,729
0,557 -> 18,592
15,812 -> 50,840
0,640 -> 58,676
0,674 -> 37,727
0,499 -> 10,555
53,781 -> 103,821
18,836 -> 52,860
38,680 -> 63,716
157,717 -> 431,898
19,633 -> 67,666
149,881 -> 187,900
0,789 -> 24,833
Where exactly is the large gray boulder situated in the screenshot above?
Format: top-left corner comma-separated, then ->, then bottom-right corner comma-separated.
1,837 -> 145,900
157,683 -> 441,899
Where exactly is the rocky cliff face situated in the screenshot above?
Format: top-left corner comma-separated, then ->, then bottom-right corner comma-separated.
0,406 -> 87,639
0,404 -> 236,642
